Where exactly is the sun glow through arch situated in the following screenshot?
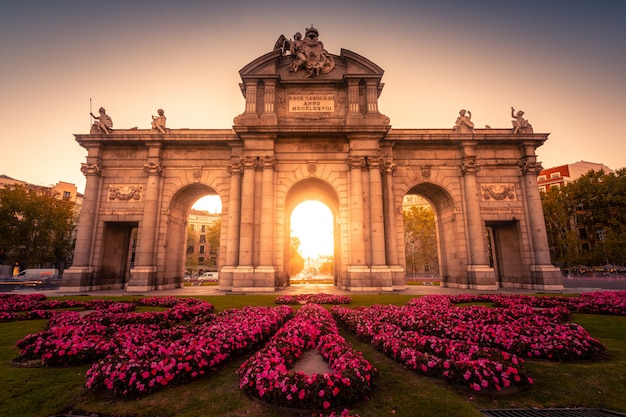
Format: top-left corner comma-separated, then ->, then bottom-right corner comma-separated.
290,200 -> 334,259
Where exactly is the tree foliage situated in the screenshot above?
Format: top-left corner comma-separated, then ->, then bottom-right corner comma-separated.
542,168 -> 626,269
185,225 -> 198,271
403,204 -> 438,275
0,184 -> 75,268
290,236 -> 304,275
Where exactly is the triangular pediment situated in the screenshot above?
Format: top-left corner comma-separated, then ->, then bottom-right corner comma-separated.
235,29 -> 388,127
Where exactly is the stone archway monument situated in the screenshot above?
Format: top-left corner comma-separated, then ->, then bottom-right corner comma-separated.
62,26 -> 563,292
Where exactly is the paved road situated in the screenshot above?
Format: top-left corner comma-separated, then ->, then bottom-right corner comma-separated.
2,276 -> 624,298
563,275 -> 626,290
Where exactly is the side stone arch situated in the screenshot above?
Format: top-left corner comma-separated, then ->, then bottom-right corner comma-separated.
403,182 -> 467,287
159,183 -> 225,286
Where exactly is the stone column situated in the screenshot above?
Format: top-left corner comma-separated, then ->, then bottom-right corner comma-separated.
520,158 -> 551,264
382,158 -> 399,265
259,156 -> 276,266
61,158 -> 102,291
367,156 -> 386,266
348,156 -> 366,265
519,145 -> 562,289
238,155 -> 257,266
72,161 -> 101,267
129,146 -> 162,290
225,161 -> 243,267
460,143 -> 493,288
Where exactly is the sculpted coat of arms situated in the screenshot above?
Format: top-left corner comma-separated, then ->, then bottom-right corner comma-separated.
275,26 -> 335,78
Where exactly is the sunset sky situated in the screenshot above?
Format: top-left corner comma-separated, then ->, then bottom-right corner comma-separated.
1,0 -> 625,194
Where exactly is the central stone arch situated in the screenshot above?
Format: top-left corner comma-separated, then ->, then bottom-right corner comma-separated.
61,26 -> 563,293
283,178 -> 341,286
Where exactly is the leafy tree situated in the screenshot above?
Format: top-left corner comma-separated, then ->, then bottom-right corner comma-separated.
403,204 -> 438,276
185,225 -> 198,273
0,184 -> 74,268
205,219 -> 221,269
542,168 -> 626,269
290,236 -> 304,275
541,186 -> 580,268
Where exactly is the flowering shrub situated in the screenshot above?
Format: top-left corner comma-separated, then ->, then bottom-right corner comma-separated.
275,293 -> 352,305
15,298 -> 217,367
239,303 -> 377,410
450,291 -> 626,316
333,294 -> 606,393
2,291 -> 618,401
85,305 -> 292,397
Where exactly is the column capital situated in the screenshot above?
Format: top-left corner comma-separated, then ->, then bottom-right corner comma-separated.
460,156 -> 481,175
241,155 -> 258,170
366,155 -> 383,170
347,156 -> 365,170
519,158 -> 543,175
382,158 -> 396,175
227,162 -> 243,175
143,162 -> 162,176
260,155 -> 277,169
80,162 -> 101,177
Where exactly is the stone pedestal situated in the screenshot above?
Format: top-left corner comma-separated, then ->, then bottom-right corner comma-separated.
60,266 -> 94,292
467,265 -> 497,290
530,265 -> 564,290
128,266 -> 157,292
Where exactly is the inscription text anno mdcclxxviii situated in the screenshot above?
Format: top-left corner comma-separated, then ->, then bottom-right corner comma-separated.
289,94 -> 334,112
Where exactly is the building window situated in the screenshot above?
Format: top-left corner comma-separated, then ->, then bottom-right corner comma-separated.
62,191 -> 71,200
199,245 -> 205,254
539,186 -> 547,193
187,245 -> 194,254
579,228 -> 588,240
550,172 -> 561,179
201,224 -> 206,233
199,257 -> 205,263
538,175 -> 547,181
199,235 -> 206,243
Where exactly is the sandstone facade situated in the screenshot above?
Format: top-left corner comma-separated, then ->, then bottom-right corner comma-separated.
62,29 -> 562,292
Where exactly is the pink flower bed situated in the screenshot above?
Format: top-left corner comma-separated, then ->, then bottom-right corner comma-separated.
2,291 -> 617,402
451,291 -> 626,316
332,294 -> 606,393
84,305 -> 292,397
16,298 -> 215,367
275,293 -> 352,305
238,303 -> 377,410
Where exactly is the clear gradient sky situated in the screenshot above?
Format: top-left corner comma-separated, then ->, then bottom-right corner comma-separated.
1,0 -> 624,193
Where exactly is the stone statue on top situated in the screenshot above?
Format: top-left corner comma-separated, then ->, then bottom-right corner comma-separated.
275,25 -> 335,78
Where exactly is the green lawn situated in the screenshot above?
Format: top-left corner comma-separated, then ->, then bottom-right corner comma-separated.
1,294 -> 625,417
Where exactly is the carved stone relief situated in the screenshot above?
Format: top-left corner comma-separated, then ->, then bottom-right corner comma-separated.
108,185 -> 143,202
481,184 -> 516,201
